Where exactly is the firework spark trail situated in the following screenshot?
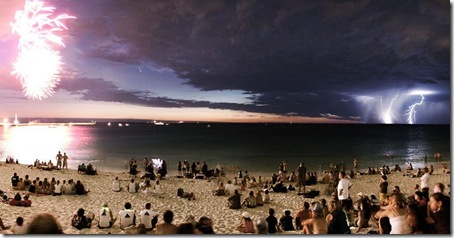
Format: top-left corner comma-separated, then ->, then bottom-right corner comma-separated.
405,94 -> 425,124
10,0 -> 75,100
380,95 -> 398,124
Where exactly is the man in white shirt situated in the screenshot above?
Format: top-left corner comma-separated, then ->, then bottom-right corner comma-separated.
139,203 -> 158,231
337,171 -> 352,206
112,177 -> 121,192
128,179 -> 137,193
225,180 -> 236,195
99,203 -> 115,228
53,180 -> 63,195
420,167 -> 430,198
119,202 -> 136,229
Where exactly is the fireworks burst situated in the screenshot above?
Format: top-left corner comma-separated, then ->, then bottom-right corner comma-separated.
10,0 -> 75,100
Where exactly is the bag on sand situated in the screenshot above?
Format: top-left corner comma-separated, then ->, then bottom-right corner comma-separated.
177,188 -> 184,197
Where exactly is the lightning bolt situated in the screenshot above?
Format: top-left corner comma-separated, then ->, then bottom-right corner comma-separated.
380,95 -> 398,124
405,94 -> 424,124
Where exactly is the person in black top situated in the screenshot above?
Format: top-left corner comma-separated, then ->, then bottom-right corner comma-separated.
326,199 -> 350,234
74,180 -> 89,195
228,190 -> 241,209
11,173 -> 19,188
279,210 -> 295,231
379,175 -> 388,205
265,208 -> 279,234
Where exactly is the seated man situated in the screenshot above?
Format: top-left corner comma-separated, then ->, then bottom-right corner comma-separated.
78,164 -> 87,174
139,203 -> 158,231
98,203 -> 116,229
71,208 -> 94,230
74,180 -> 89,195
119,202 -> 136,230
228,190 -> 241,209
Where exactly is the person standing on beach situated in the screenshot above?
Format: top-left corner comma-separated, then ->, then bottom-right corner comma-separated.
420,167 -> 430,199
337,171 -> 352,207
297,163 -> 307,194
56,151 -> 63,170
379,175 -> 388,206
62,153 -> 68,169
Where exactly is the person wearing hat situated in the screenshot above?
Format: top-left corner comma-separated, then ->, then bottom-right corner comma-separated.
195,216 -> 215,234
237,212 -> 255,233
98,202 -> 115,228
302,204 -> 328,234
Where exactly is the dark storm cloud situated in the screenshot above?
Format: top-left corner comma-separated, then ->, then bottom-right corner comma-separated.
58,0 -> 450,121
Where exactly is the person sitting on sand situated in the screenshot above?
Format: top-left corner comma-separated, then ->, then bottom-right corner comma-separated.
11,173 -> 19,189
153,180 -> 163,195
237,212 -> 255,233
0,217 -> 10,231
326,199 -> 350,234
75,180 -> 89,195
406,163 -> 414,171
426,193 -> 450,234
242,190 -> 257,208
256,190 -> 264,206
195,216 -> 215,234
28,180 -> 36,194
228,189 -> 241,209
11,216 -> 27,234
155,210 -> 178,234
263,190 -> 271,204
279,210 -> 295,231
112,177 -> 121,192
214,181 -> 226,196
53,180 -> 63,196
224,180 -> 236,195
26,213 -> 63,234
265,208 -> 279,234
128,179 -> 137,193
354,197 -> 372,233
295,202 -> 311,230
65,180 -> 75,195
17,178 -> 25,191
302,205 -> 328,234
98,203 -> 116,229
119,202 -> 136,229
139,203 -> 158,231
71,208 -> 94,230
142,179 -> 153,194
374,193 -> 411,234
177,222 -> 196,234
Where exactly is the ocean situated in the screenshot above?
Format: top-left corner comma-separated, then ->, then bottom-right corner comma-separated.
0,122 -> 450,175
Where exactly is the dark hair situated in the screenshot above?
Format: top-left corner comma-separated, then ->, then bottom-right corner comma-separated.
195,216 -> 214,234
284,210 -> 291,216
124,202 -> 132,209
339,171 -> 346,177
304,202 -> 310,209
249,190 -> 254,196
16,216 -> 24,226
381,175 -> 387,180
321,198 -> 327,206
269,208 -> 275,215
163,210 -> 174,224
177,223 -> 195,234
27,213 -> 63,234
77,208 -> 85,217
145,203 -> 151,209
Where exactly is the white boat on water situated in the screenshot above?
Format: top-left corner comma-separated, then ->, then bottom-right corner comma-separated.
153,120 -> 164,126
118,123 -> 123,127
107,122 -> 111,126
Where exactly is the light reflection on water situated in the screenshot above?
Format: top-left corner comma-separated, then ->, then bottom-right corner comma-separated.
1,125 -> 93,167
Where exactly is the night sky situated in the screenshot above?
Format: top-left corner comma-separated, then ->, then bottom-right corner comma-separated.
0,0 -> 450,124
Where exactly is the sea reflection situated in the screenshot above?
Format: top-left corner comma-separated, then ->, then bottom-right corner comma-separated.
2,126 -> 72,165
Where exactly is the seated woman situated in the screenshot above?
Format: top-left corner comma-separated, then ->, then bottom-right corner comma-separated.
71,208 -> 94,230
255,190 -> 264,206
241,190 -> 257,208
302,206 -> 328,234
237,212 -> 255,233
263,190 -> 271,204
354,198 -> 372,233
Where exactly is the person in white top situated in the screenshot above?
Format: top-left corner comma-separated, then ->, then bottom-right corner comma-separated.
64,180 -> 75,195
225,180 -> 236,195
337,171 -> 352,202
98,203 -> 115,228
119,202 -> 136,229
139,203 -> 158,231
53,180 -> 63,195
112,177 -> 121,192
153,180 -> 162,194
128,179 -> 137,193
420,167 -> 430,198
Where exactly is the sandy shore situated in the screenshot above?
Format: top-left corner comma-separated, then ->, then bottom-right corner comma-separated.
0,162 -> 450,234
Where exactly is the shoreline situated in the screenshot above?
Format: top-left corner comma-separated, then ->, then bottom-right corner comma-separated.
0,161 -> 450,234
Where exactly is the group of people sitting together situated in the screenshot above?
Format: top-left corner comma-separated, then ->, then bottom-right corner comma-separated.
9,172 -> 90,197
177,160 -> 224,179
111,177 -> 164,197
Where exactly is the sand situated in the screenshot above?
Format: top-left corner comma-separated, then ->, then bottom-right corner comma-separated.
0,162 -> 450,234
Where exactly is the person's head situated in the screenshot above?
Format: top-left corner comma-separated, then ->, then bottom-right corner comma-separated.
381,175 -> 387,181
321,198 -> 327,206
329,199 -> 340,211
339,171 -> 345,179
137,223 -> 146,234
434,182 -> 445,193
77,208 -> 85,217
234,189 -> 239,195
115,176 -> 119,180
414,191 -> 426,202
163,210 -> 174,224
265,189 -> 269,195
177,222 -> 195,234
124,202 -> 132,209
284,210 -> 291,216
255,219 -> 268,234
269,208 -> 275,216
393,185 -> 401,193
311,206 -> 323,218
423,167 -> 429,173
145,203 -> 151,209
16,216 -> 24,226
303,202 -> 310,210
27,213 -> 63,234
249,190 -> 254,196
195,216 -> 214,234
390,193 -> 406,208
429,193 -> 446,212
130,178 -> 134,183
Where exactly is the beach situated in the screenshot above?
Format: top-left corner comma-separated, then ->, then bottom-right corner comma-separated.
0,162 -> 450,234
